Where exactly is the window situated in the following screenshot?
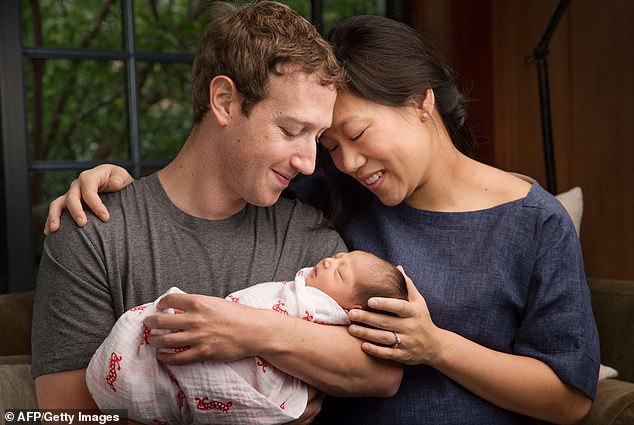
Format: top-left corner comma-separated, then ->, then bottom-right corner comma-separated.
0,0 -> 411,293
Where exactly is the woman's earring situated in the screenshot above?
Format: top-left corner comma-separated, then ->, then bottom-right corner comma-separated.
422,111 -> 430,121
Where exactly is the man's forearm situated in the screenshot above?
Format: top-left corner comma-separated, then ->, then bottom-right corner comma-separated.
253,309 -> 403,397
35,369 -> 98,409
36,369 -> 145,424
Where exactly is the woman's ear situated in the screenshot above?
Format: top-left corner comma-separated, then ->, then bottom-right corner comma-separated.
413,88 -> 436,121
209,75 -> 239,126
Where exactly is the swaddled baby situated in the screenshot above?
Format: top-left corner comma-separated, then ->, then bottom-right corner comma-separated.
86,251 -> 406,424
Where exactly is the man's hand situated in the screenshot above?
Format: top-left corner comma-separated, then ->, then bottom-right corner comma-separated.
144,293 -> 268,364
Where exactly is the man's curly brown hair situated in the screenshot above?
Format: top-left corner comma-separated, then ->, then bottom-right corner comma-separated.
191,1 -> 344,123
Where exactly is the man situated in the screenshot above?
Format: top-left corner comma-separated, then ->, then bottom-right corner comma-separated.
32,2 -> 402,422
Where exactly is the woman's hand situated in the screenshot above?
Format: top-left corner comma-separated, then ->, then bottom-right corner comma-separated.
44,164 -> 134,234
347,266 -> 443,366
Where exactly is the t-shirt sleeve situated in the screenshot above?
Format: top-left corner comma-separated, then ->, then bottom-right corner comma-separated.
31,212 -> 117,378
513,209 -> 600,399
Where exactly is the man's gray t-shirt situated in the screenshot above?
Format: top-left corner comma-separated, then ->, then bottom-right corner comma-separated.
32,173 -> 347,378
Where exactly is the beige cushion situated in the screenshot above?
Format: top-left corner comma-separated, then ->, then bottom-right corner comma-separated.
599,364 -> 619,380
555,186 -> 583,236
0,356 -> 38,412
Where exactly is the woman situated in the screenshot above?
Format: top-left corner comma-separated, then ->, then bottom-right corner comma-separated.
45,15 -> 599,425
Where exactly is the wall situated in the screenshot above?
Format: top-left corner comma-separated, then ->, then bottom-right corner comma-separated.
413,0 -> 634,279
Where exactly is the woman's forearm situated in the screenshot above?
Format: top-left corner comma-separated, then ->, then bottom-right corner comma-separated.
430,329 -> 591,425
253,309 -> 403,397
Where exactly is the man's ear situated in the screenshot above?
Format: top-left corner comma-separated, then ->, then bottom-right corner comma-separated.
209,75 -> 239,126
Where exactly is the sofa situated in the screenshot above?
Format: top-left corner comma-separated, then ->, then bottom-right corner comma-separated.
1,187 -> 633,424
1,279 -> 633,424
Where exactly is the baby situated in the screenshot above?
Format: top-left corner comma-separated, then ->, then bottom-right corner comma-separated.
86,251 -> 406,425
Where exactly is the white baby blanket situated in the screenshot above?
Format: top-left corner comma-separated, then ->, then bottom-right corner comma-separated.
86,268 -> 350,424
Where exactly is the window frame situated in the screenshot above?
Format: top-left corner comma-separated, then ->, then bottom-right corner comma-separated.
0,0 -> 411,293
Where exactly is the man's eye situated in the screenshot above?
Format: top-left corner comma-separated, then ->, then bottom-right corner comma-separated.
281,127 -> 299,137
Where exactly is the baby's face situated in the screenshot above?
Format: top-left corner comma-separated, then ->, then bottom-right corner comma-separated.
305,251 -> 370,310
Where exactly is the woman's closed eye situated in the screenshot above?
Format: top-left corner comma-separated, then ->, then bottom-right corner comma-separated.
350,129 -> 366,141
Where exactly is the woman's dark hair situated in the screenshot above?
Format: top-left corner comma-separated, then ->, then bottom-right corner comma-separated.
320,15 -> 475,229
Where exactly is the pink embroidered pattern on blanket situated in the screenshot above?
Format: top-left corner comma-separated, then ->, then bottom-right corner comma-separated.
272,300 -> 289,315
195,397 -> 233,412
130,305 -> 148,312
106,352 -> 122,392
256,356 -> 269,373
140,325 -> 151,345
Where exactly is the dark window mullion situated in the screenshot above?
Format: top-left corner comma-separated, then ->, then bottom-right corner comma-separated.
386,0 -> 413,25
23,46 -> 127,61
29,159 -> 169,172
23,46 -> 193,64
311,0 -> 324,34
122,0 -> 142,178
0,0 -> 35,292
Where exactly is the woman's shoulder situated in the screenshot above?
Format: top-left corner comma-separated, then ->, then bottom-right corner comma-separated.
438,163 -> 533,213
485,172 -> 569,223
483,169 -> 533,206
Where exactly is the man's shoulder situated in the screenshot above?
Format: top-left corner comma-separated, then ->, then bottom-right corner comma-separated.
85,176 -> 155,224
48,177 -> 154,251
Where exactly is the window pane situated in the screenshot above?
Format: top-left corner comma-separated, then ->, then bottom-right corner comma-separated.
22,0 -> 122,49
25,59 -> 129,162
280,0 -> 311,20
139,62 -> 192,160
135,0 -> 209,53
214,1 -> 311,21
30,170 -> 79,269
323,0 -> 386,33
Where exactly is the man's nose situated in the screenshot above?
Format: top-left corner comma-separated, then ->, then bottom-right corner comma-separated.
290,137 -> 317,175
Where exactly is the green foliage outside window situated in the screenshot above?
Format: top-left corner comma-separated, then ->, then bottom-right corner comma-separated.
21,0 -> 385,261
